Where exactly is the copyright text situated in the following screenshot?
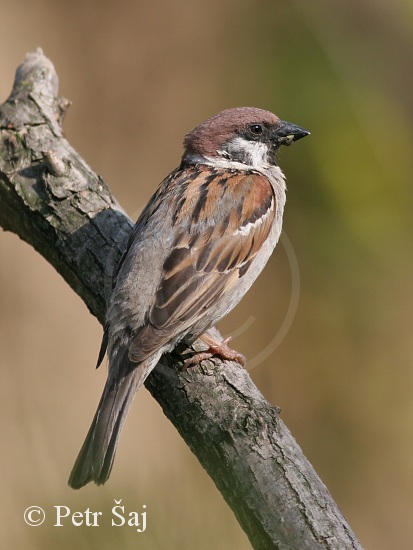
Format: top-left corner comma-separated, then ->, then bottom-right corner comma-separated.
24,500 -> 147,532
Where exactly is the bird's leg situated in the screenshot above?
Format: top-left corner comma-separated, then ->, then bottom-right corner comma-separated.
182,332 -> 246,369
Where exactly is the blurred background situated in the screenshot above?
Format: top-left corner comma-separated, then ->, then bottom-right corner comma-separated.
1,1 -> 412,548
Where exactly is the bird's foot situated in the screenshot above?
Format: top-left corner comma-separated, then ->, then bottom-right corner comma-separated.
182,333 -> 246,369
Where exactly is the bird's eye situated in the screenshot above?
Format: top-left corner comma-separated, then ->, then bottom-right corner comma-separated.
249,124 -> 263,135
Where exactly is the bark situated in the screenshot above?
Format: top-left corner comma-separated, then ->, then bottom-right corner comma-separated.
0,49 -> 363,550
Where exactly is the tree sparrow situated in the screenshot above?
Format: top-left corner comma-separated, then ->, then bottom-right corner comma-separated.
68,107 -> 309,489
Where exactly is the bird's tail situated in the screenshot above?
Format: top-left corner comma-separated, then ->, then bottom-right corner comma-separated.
68,357 -> 149,489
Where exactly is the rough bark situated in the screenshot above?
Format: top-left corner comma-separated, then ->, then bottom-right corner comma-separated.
0,49 -> 363,550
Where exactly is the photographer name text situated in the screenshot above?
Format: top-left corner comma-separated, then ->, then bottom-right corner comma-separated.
24,500 -> 147,532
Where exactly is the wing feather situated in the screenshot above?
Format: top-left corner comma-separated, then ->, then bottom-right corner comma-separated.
129,167 -> 276,363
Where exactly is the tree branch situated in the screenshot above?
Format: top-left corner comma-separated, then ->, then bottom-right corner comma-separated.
0,49 -> 363,550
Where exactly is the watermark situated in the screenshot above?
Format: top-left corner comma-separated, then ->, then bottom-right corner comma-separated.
23,500 -> 147,532
240,230 -> 300,371
23,506 -> 45,526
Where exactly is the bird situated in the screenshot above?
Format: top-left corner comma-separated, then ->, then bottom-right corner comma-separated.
68,107 -> 309,489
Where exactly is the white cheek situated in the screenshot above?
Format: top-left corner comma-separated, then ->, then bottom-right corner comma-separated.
243,140 -> 268,167
229,136 -> 269,168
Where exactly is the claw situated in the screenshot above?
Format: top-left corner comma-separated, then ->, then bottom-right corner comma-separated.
182,332 -> 246,369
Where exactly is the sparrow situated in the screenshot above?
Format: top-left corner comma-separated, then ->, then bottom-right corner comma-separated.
68,107 -> 309,489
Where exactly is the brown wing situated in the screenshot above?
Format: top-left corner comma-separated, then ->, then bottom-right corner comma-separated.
129,167 -> 276,363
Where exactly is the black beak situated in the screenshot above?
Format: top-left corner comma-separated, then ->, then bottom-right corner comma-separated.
274,120 -> 310,146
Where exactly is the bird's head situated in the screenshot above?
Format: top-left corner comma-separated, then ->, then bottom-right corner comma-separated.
183,107 -> 309,169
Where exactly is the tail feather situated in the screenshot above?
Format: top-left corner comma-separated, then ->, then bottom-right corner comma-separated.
68,366 -> 146,489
